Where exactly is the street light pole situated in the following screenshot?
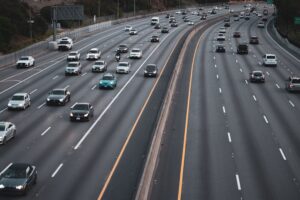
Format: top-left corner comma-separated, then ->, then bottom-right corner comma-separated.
117,0 -> 120,18
27,11 -> 34,41
134,0 -> 136,16
98,0 -> 101,17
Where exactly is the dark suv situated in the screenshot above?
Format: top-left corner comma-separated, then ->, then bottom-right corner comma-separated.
237,43 -> 248,54
249,36 -> 259,44
70,103 -> 94,121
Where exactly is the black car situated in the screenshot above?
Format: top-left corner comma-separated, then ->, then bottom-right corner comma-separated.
46,88 -> 71,106
249,36 -> 259,44
224,18 -> 230,22
233,32 -> 241,38
224,22 -> 230,27
216,44 -> 226,53
161,27 -> 169,33
0,163 -> 37,195
184,18 -> 189,22
150,35 -> 160,43
144,64 -> 158,77
200,15 -> 207,20
166,14 -> 170,18
237,43 -> 248,54
245,16 -> 250,20
117,44 -> 128,53
70,103 -> 94,121
154,24 -> 161,29
171,22 -> 178,27
249,71 -> 265,83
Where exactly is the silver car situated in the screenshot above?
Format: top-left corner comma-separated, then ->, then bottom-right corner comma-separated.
0,122 -> 16,144
8,93 -> 31,110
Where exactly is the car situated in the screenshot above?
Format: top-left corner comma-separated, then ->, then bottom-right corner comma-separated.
249,71 -> 265,83
184,18 -> 189,22
175,10 -> 182,14
263,9 -> 268,15
65,62 -> 82,75
263,54 -> 277,66
233,32 -> 241,38
237,43 -> 248,54
224,22 -> 230,27
124,25 -> 133,31
188,21 -> 194,25
169,18 -> 176,23
92,60 -> 107,72
161,27 -> 169,33
257,13 -> 262,17
262,17 -> 268,22
286,76 -> 300,92
46,89 -> 71,106
116,62 -> 131,74
144,64 -> 158,77
234,16 -> 240,21
166,14 -> 170,18
154,24 -> 161,29
99,73 -> 117,89
129,48 -> 142,59
249,36 -> 259,44
57,37 -> 73,51
245,16 -> 250,20
150,35 -> 160,43
16,56 -> 35,68
216,44 -> 226,53
200,15 -> 207,20
8,93 -> 31,110
0,122 -> 16,144
171,22 -> 178,27
257,22 -> 265,28
129,29 -> 138,35
117,44 -> 128,53
0,163 -> 37,195
211,9 -> 217,14
86,48 -> 101,60
219,27 -> 226,34
67,51 -> 80,61
70,103 -> 94,121
216,33 -> 226,41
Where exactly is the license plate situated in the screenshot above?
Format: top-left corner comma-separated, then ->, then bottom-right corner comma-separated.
76,117 -> 80,120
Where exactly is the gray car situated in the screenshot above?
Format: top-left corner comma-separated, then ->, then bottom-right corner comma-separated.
46,89 -> 71,106
65,62 -> 82,76
8,93 -> 31,110
0,122 -> 16,144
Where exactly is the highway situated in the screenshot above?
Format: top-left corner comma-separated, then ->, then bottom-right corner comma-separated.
1,2 -> 300,200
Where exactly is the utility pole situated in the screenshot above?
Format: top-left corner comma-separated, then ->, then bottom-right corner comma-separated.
134,0 -> 136,16
52,6 -> 57,41
98,0 -> 101,17
28,11 -> 34,41
117,0 -> 120,18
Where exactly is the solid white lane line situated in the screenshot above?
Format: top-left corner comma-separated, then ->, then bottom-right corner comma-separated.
222,106 -> 226,114
266,71 -> 270,76
213,56 -> 216,60
41,127 -> 51,136
51,163 -> 63,178
37,103 -> 46,109
275,84 -> 280,89
245,80 -> 248,85
64,85 -> 70,90
279,148 -> 287,160
253,95 -> 257,101
258,62 -> 262,65
236,174 -> 242,191
236,59 -> 238,63
239,68 -> 243,72
52,75 -> 59,80
219,88 -> 222,94
0,108 -> 7,114
214,64 -> 217,68
263,115 -> 269,124
92,85 -> 97,90
216,74 -> 219,79
227,132 -> 232,143
81,72 -> 87,77
30,89 -> 38,95
289,100 -> 295,107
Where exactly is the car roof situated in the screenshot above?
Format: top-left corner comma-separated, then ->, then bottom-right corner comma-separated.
13,93 -> 28,96
147,64 -> 157,67
0,122 -> 10,127
103,73 -> 114,77
69,51 -> 78,54
132,48 -> 141,51
252,70 -> 263,73
119,62 -> 129,65
52,88 -> 65,92
265,54 -> 275,56
68,61 -> 80,64
7,163 -> 33,171
74,102 -> 90,106
90,48 -> 99,51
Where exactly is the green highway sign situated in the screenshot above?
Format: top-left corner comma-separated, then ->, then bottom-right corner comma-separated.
295,17 -> 300,25
267,0 -> 273,4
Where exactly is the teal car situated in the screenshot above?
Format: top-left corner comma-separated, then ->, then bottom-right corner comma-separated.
99,73 -> 117,89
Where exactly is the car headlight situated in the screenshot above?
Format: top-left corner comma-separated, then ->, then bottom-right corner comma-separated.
18,103 -> 23,106
144,70 -> 147,73
100,81 -> 103,84
70,113 -> 74,117
0,184 -> 5,189
153,70 -> 157,73
8,103 -> 12,106
0,136 -> 3,140
84,113 -> 88,117
16,185 -> 24,190
59,99 -> 64,102
47,98 -> 50,101
110,81 -> 114,84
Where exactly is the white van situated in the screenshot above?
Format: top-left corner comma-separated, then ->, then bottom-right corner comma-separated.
151,17 -> 160,25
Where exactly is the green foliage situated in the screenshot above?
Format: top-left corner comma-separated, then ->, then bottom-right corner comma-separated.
0,16 -> 16,51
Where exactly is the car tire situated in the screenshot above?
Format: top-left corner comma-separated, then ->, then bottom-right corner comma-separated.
13,130 -> 16,138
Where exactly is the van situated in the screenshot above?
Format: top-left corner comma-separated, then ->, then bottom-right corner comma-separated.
151,17 -> 159,25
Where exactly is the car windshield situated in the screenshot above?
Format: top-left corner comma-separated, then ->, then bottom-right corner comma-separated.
68,63 -> 78,67
95,61 -> 104,65
73,104 -> 89,111
132,50 -> 140,53
119,63 -> 128,67
0,125 -> 5,131
103,76 -> 114,80
3,168 -> 27,179
11,95 -> 24,100
59,41 -> 70,44
20,57 -> 29,60
267,56 -> 276,59
51,90 -> 64,95
146,65 -> 156,71
89,50 -> 98,54
253,72 -> 262,76
69,52 -> 77,56
119,45 -> 127,48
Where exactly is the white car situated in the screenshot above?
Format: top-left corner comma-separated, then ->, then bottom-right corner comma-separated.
129,48 -> 142,59
175,10 -> 182,14
257,22 -> 265,28
67,51 -> 80,61
219,27 -> 226,34
116,62 -> 131,74
129,29 -> 138,35
216,33 -> 226,41
257,13 -> 262,17
57,37 -> 73,50
234,16 -> 240,21
86,48 -> 101,60
124,26 -> 133,32
16,56 -> 35,68
8,93 -> 31,110
92,60 -> 107,72
263,54 -> 277,66
0,122 -> 16,144
65,62 -> 82,75
188,21 -> 194,25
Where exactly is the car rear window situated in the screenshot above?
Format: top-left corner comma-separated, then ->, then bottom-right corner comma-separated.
291,79 -> 300,83
0,125 -> 5,131
20,57 -> 29,60
73,104 -> 89,110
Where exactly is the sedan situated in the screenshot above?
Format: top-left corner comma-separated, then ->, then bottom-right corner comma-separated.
0,163 -> 37,195
249,36 -> 259,44
46,88 -> 71,106
216,33 -> 226,41
154,24 -> 161,29
65,62 -> 82,75
117,44 -> 128,53
99,73 -> 117,89
129,29 -> 138,35
161,27 -> 169,33
171,22 -> 178,27
0,122 -> 16,144
8,93 -> 31,110
249,71 -> 265,83
150,35 -> 160,43
67,51 -> 80,61
16,56 -> 35,68
233,32 -> 241,38
70,103 -> 94,121
92,60 -> 107,72
129,48 -> 142,59
216,44 -> 226,53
